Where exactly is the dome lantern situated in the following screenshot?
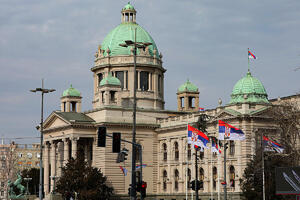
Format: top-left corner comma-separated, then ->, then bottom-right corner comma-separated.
121,2 -> 136,23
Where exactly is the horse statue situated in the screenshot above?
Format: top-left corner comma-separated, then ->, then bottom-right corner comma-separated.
8,173 -> 25,199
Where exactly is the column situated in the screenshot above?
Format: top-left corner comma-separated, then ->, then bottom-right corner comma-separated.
179,138 -> 184,193
87,139 -> 92,165
124,71 -> 127,90
43,142 -> 50,194
84,140 -> 88,162
137,71 -> 141,90
71,137 -> 78,158
63,138 -> 69,166
57,141 -> 63,177
50,141 -> 56,193
148,72 -> 151,91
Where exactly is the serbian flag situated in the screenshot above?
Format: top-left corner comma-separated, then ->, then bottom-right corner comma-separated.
187,125 -> 209,149
211,137 -> 221,155
199,107 -> 205,111
218,120 -> 245,140
119,166 -> 128,176
248,50 -> 257,59
136,164 -> 147,169
263,136 -> 284,153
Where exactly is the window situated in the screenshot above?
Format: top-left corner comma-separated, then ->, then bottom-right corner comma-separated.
162,143 -> 167,161
230,166 -> 235,188
199,168 -> 204,189
101,91 -> 105,103
0,191 -> 4,196
1,182 -> 4,187
98,73 -> 103,86
174,142 -> 179,161
36,153 -> 40,158
115,71 -> 124,89
199,151 -> 204,160
140,71 -> 149,91
213,167 -> 217,190
1,162 -> 5,169
36,161 -> 40,167
174,169 -> 179,191
163,170 -> 167,191
188,96 -> 195,108
158,75 -> 161,92
187,144 -> 191,160
71,101 -> 77,112
18,153 -> 23,158
110,91 -> 116,102
229,141 -> 235,155
27,162 -> 32,167
63,102 -> 66,112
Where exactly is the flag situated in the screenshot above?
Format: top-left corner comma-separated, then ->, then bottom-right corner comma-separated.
119,166 -> 128,176
218,120 -> 245,140
248,50 -> 257,59
263,136 -> 284,153
187,125 -> 209,149
136,164 -> 147,169
199,107 -> 205,111
211,137 -> 221,155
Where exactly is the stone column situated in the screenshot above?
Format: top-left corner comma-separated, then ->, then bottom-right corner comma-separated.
63,138 -> 69,166
124,71 -> 127,90
137,71 -> 140,90
71,137 -> 78,158
43,142 -> 50,194
84,140 -> 88,162
148,72 -> 151,91
50,141 -> 56,193
57,141 -> 63,177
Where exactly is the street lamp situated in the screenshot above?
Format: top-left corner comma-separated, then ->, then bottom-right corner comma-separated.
119,28 -> 152,200
30,79 -> 55,200
24,176 -> 32,195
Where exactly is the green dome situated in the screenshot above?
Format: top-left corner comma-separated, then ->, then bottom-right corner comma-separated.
123,2 -> 135,11
229,71 -> 269,104
178,80 -> 198,93
62,85 -> 81,97
100,23 -> 159,58
100,73 -> 121,86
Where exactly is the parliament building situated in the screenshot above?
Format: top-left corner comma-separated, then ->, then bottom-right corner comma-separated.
42,3 -> 299,200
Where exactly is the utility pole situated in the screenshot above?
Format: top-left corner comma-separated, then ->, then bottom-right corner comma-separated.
119,29 -> 152,200
30,80 -> 55,200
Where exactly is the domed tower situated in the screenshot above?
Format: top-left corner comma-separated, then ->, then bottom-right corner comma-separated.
61,85 -> 82,112
99,73 -> 122,106
229,71 -> 269,108
92,3 -> 165,110
177,80 -> 199,112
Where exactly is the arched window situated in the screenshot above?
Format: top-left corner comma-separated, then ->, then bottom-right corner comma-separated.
230,166 -> 235,188
199,168 -> 204,190
187,144 -> 191,160
229,141 -> 235,155
162,143 -> 167,161
187,168 -> 191,189
97,73 -> 103,86
163,170 -> 167,191
213,167 -> 217,190
174,142 -> 179,161
174,169 -> 179,191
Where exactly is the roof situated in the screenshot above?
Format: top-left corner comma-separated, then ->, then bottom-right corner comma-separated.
178,80 -> 198,93
229,71 -> 269,104
55,112 -> 95,123
100,73 -> 121,86
62,85 -> 81,97
123,2 -> 135,11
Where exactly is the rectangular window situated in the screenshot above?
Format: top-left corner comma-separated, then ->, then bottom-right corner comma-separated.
98,73 -> 103,86
158,75 -> 161,92
115,71 -> 124,89
140,71 -> 149,91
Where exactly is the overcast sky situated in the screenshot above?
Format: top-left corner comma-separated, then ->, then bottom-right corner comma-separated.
1,0 -> 300,144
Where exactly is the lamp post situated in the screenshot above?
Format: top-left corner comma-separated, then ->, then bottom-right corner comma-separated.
119,28 -> 152,200
24,176 -> 32,195
30,79 -> 55,200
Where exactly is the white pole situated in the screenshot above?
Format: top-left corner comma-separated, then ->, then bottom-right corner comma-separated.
186,122 -> 188,200
211,142 -> 213,200
218,149 -> 220,200
261,132 -> 265,200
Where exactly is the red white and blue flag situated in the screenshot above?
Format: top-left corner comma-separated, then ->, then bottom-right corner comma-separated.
199,107 -> 205,111
211,137 -> 221,155
218,120 -> 245,140
119,166 -> 128,176
248,50 -> 257,59
263,136 -> 284,153
187,125 -> 209,149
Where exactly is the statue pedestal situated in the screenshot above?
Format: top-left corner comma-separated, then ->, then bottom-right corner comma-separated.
24,195 -> 37,200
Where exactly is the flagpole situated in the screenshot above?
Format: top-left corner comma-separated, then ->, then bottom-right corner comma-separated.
248,48 -> 250,72
186,122 -> 188,200
210,140 -> 213,200
261,131 -> 266,200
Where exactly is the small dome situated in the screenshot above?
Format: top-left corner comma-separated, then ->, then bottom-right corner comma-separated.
100,73 -> 121,86
62,85 -> 81,97
178,80 -> 198,93
123,2 -> 135,11
229,71 -> 269,104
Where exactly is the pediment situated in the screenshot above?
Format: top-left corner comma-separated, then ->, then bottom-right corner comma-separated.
214,109 -> 241,119
43,112 -> 70,130
249,106 -> 272,117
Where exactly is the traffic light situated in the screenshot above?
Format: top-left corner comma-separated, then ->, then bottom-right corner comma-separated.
97,127 -> 106,147
190,180 -> 202,191
116,148 -> 129,163
128,184 -> 131,196
112,132 -> 121,153
141,181 -> 147,198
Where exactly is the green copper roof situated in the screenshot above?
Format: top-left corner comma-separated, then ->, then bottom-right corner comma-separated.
229,71 -> 269,104
123,2 -> 135,11
100,23 -> 159,57
178,80 -> 198,93
100,73 -> 121,86
62,85 -> 81,97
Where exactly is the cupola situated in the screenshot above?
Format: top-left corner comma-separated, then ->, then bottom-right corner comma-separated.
61,85 -> 82,112
98,73 -> 122,107
121,2 -> 136,23
177,80 -> 199,112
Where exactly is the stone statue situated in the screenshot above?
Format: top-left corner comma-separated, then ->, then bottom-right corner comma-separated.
8,173 -> 26,199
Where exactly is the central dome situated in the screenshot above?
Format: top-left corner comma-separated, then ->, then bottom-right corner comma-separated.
229,71 -> 269,104
100,3 -> 159,57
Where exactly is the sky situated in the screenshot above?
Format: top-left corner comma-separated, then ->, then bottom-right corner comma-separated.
1,0 -> 300,144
